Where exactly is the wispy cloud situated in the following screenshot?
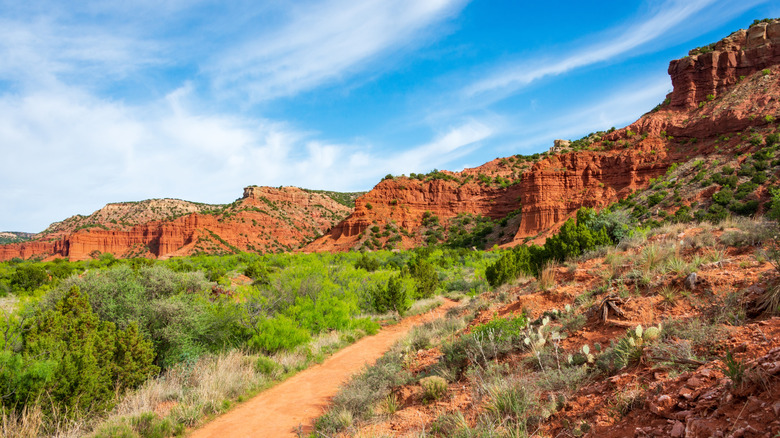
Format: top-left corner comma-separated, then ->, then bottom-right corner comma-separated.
209,0 -> 467,101
489,76 -> 672,156
463,0 -> 763,98
0,83 -> 492,231
0,17 -> 161,90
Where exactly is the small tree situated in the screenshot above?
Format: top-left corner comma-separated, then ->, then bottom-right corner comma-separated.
12,287 -> 158,417
408,256 -> 439,298
370,275 -> 411,316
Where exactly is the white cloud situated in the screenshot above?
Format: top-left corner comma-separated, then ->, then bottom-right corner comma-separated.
0,84 -> 492,232
0,17 -> 161,90
209,0 -> 467,101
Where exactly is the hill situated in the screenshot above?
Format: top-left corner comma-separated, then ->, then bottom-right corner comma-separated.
0,186 -> 358,261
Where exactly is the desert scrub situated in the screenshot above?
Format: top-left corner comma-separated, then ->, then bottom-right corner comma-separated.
430,411 -> 470,436
596,325 -> 661,374
537,261 -> 557,291
420,376 -> 448,402
314,322 -> 434,434
315,350 -> 409,434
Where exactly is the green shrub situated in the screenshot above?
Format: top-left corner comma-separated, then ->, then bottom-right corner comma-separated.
703,204 -> 729,223
354,254 -> 380,272
485,208 -> 619,286
244,263 -> 270,285
713,174 -> 738,188
53,265 -> 240,367
728,200 -> 759,216
751,172 -> 768,184
248,315 -> 310,354
738,164 -> 756,177
647,192 -> 666,207
370,274 -> 411,315
672,206 -> 693,223
754,160 -> 769,171
9,264 -> 48,293
420,376 -> 448,401
713,189 -> 733,206
255,355 -> 280,376
769,188 -> 780,220
734,182 -> 758,200
408,256 -> 439,298
1,287 -> 158,418
471,315 -> 528,343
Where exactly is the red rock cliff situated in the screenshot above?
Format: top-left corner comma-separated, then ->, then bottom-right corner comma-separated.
0,187 -> 352,261
668,20 -> 780,109
308,20 -> 780,252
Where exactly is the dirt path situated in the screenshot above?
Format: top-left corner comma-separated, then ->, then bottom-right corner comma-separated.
189,299 -> 457,438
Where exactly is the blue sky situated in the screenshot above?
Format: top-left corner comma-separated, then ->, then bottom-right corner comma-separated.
1,0 -> 778,232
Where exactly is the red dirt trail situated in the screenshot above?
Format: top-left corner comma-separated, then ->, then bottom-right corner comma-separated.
188,299 -> 457,438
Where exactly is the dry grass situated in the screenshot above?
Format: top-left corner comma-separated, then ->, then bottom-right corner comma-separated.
648,222 -> 689,239
604,249 -> 626,270
683,228 -> 719,249
273,349 -> 309,373
758,282 -> 780,315
663,254 -> 691,277
658,285 -> 682,305
110,350 -> 263,423
1,403 -> 85,438
538,262 -> 557,291
618,228 -> 649,251
639,243 -> 674,274
407,296 -> 444,316
0,296 -> 18,313
2,405 -> 44,438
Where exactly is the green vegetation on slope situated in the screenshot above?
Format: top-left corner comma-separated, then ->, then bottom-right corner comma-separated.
0,247 -> 498,436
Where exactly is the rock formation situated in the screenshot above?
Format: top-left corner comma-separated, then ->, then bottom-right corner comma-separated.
668,20 -> 780,109
307,19 -> 780,252
0,187 -> 353,261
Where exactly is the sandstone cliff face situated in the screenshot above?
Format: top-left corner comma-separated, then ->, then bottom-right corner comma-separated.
0,187 -> 353,261
39,198 -> 223,239
515,145 -> 669,239
308,20 -> 780,252
306,176 -> 525,251
668,20 -> 780,109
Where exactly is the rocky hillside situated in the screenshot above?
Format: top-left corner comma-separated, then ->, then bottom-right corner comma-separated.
306,19 -> 780,253
37,199 -> 224,239
0,186 -> 356,261
0,232 -> 35,245
318,218 -> 780,438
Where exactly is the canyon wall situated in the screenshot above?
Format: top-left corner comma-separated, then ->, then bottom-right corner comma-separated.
0,187 -> 352,261
308,20 -> 780,252
668,20 -> 780,109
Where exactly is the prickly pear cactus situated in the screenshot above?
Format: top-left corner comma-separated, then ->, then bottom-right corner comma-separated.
580,344 -> 595,363
643,325 -> 661,341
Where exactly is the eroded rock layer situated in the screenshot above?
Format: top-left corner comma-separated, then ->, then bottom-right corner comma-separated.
0,187 -> 352,261
307,20 -> 780,252
668,20 -> 780,109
